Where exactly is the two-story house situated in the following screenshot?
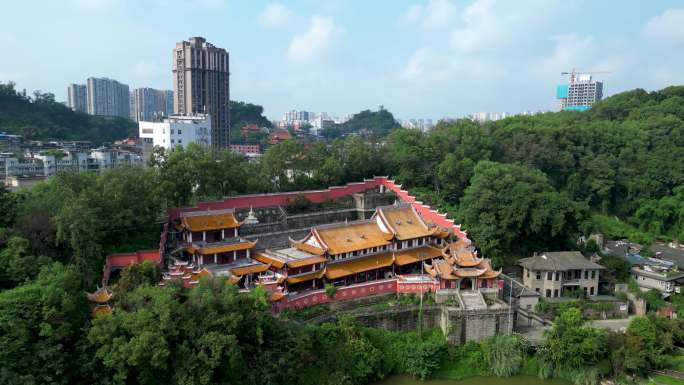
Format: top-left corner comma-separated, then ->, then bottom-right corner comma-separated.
518,251 -> 605,298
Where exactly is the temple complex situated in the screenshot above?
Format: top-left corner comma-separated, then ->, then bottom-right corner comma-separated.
92,177 -> 513,342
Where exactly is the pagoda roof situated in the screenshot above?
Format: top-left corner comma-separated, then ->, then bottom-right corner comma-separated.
185,238 -> 256,255
314,220 -> 393,255
394,246 -> 442,266
443,242 -> 482,267
289,238 -> 326,256
425,260 -> 458,280
325,253 -> 394,280
180,209 -> 242,232
375,204 -> 438,240
86,286 -> 113,304
269,291 -> 285,302
92,304 -> 112,317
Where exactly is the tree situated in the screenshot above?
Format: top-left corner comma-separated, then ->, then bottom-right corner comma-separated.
0,263 -> 89,385
0,236 -> 50,289
0,184 -> 17,229
459,161 -> 587,264
538,307 -> 608,381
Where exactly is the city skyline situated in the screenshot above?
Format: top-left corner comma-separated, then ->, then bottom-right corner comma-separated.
2,1 -> 684,120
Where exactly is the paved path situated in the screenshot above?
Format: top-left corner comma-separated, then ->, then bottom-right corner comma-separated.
588,316 -> 635,332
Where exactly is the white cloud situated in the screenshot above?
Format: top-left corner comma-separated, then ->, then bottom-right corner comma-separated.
287,16 -> 336,62
400,0 -> 457,29
259,3 -> 294,28
402,48 -> 429,80
538,34 -> 596,76
450,0 -> 564,52
643,8 -> 684,44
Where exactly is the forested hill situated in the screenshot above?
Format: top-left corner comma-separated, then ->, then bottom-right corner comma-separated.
387,85 -> 684,262
0,82 -> 274,143
0,82 -> 137,143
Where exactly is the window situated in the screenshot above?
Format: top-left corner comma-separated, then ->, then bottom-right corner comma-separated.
546,289 -> 551,298
554,289 -> 558,297
171,139 -> 175,144
583,287 -> 588,295
591,270 -> 596,279
547,272 -> 552,281
535,288 -> 540,293
170,129 -> 174,134
178,129 -> 182,135
555,272 -> 560,281
590,287 -> 595,295
584,270 -> 588,279
536,271 -> 541,280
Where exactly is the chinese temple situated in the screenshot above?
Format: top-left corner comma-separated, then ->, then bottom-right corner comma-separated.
161,201 -> 500,302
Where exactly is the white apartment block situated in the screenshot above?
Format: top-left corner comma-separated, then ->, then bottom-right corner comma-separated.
139,114 -> 212,156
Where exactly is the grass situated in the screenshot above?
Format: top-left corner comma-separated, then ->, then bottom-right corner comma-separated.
650,375 -> 684,385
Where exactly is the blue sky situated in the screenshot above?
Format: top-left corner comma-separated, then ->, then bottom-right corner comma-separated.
1,0 -> 683,120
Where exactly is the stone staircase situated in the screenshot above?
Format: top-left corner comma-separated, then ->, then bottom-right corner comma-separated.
459,290 -> 487,310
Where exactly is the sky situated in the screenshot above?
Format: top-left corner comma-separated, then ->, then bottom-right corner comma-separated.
1,0 -> 684,120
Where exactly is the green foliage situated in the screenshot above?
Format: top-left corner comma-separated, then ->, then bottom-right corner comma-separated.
459,161 -> 586,264
324,283 -> 338,299
0,184 -> 17,229
537,307 -> 608,380
0,236 -> 50,288
0,263 -> 89,385
113,260 -> 160,296
481,335 -> 528,377
404,340 -> 444,380
0,81 -> 136,142
324,106 -> 400,139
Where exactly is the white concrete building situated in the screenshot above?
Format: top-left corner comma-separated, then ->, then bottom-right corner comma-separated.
138,114 -> 212,154
518,251 -> 605,298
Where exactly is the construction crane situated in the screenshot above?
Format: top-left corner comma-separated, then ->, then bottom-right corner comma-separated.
561,68 -> 611,83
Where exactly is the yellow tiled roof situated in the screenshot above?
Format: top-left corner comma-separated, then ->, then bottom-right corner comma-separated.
181,212 -> 241,232
317,222 -> 392,255
378,206 -> 436,240
394,246 -> 443,266
325,253 -> 394,280
286,269 -> 325,284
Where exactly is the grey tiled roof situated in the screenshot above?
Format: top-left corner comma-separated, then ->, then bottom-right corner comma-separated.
518,251 -> 605,271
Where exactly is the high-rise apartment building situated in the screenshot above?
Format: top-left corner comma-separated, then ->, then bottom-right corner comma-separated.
67,84 -> 88,113
557,72 -> 604,111
172,37 -> 230,150
130,88 -> 174,122
87,77 -> 130,118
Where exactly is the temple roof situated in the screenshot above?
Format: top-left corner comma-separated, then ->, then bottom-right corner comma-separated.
86,286 -> 113,304
375,205 -> 437,240
325,253 -> 394,280
313,220 -> 393,255
425,260 -> 458,280
443,243 -> 482,267
286,269 -> 325,284
394,246 -> 442,266
231,263 -> 271,276
255,248 -> 327,269
180,209 -> 242,232
92,304 -> 112,317
185,239 -> 256,255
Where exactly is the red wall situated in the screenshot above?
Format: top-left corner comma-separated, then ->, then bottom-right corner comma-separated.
168,176 -> 468,241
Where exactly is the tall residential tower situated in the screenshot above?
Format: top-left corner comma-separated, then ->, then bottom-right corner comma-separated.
87,77 -> 130,118
67,84 -> 88,113
130,88 -> 174,122
172,37 -> 230,150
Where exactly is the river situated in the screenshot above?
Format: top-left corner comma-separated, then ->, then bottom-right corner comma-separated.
374,374 -> 571,385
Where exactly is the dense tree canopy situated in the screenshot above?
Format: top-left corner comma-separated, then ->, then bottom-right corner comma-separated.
0,82 -> 137,142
